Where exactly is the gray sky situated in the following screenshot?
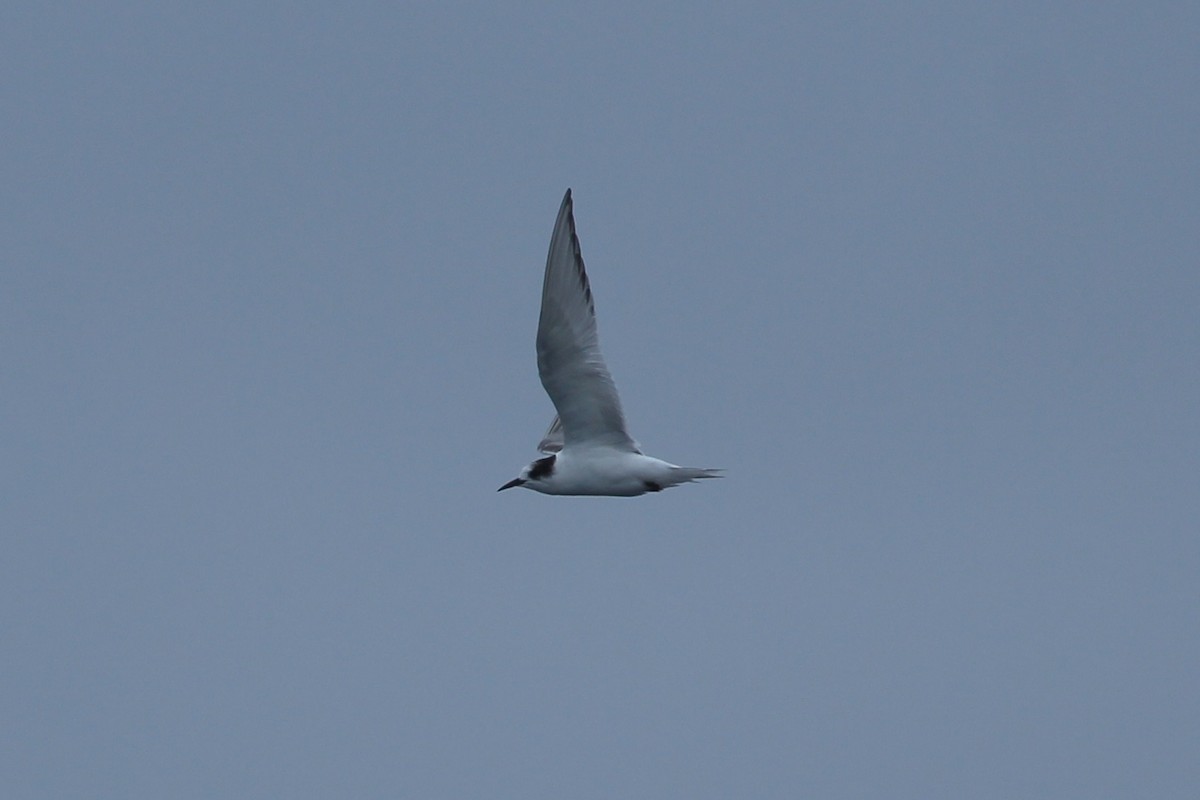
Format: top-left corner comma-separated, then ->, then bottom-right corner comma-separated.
4,3 -> 1197,798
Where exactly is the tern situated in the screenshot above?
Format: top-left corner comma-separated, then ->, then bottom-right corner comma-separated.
499,189 -> 722,497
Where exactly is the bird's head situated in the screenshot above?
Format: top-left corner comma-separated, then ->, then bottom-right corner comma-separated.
497,454 -> 557,492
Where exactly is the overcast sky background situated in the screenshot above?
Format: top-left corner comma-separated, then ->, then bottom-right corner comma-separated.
4,3 -> 1197,798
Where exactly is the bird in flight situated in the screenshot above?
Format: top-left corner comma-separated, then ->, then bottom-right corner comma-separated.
499,189 -> 722,497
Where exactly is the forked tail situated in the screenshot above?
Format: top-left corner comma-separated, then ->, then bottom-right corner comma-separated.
669,467 -> 724,485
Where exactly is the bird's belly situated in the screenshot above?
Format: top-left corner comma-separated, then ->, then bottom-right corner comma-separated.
543,454 -> 669,497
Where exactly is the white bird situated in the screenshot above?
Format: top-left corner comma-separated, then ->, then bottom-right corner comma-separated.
499,189 -> 722,497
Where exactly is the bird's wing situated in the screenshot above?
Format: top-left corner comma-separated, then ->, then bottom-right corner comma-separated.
538,412 -> 639,456
535,190 -> 638,452
537,415 -> 564,453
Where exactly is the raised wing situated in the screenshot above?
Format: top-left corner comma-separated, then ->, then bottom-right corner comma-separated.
535,190 -> 638,452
